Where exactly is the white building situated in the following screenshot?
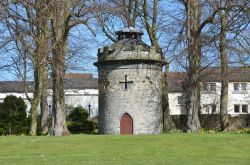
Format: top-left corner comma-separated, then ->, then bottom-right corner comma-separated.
0,67 -> 249,119
0,74 -> 98,116
168,67 -> 250,116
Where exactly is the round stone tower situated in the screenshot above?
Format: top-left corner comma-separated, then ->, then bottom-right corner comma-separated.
94,27 -> 166,135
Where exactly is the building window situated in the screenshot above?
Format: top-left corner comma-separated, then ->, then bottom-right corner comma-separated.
234,83 -> 239,91
233,83 -> 247,91
202,104 -> 217,114
210,83 -> 216,92
242,104 -> 248,113
234,105 -> 240,113
177,96 -> 186,105
211,104 -> 216,113
202,83 -> 216,93
49,105 -> 52,114
203,83 -> 208,92
241,83 -> 247,91
203,104 -> 209,113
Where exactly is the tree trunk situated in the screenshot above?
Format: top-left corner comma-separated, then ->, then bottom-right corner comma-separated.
39,5 -> 49,135
162,63 -> 172,131
143,0 -> 160,51
51,42 -> 69,136
186,0 -> 201,132
29,1 -> 49,136
29,95 -> 39,135
219,10 -> 229,131
126,0 -> 138,27
143,0 -> 169,132
29,59 -> 43,136
40,58 -> 49,134
49,0 -> 70,136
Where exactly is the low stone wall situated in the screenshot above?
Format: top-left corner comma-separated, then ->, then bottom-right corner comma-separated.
170,114 -> 250,131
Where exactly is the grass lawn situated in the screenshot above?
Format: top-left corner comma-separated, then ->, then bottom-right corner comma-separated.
0,133 -> 249,165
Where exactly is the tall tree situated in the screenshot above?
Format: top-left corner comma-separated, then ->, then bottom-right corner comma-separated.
40,59 -> 49,134
49,0 -> 93,136
218,0 -> 250,130
142,0 -> 171,131
183,0 -> 218,132
1,0 -> 95,136
116,0 -> 139,27
143,0 -> 160,51
38,2 -> 49,134
49,0 -> 71,136
93,0 -> 140,42
185,0 -> 202,132
30,0 -> 49,135
218,0 -> 231,131
0,0 -> 49,135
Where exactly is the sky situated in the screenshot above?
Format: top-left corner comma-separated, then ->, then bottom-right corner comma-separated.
0,20 -> 157,81
0,0 -> 184,81
1,1 -> 248,81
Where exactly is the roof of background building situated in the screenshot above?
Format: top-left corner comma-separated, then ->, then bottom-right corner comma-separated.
200,67 -> 250,82
0,74 -> 98,93
0,67 -> 250,93
63,78 -> 98,90
168,67 -> 250,92
64,73 -> 93,79
0,81 -> 34,93
168,72 -> 186,92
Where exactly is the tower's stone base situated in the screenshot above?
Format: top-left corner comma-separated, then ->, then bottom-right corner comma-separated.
98,63 -> 163,135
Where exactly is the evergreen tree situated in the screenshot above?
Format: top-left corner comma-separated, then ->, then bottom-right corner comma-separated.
0,95 -> 29,135
67,106 -> 94,134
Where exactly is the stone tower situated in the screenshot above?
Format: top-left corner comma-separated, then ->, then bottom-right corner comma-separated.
94,27 -> 166,135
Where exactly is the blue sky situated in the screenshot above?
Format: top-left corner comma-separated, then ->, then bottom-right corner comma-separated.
0,0 -> 184,81
1,1 -> 248,81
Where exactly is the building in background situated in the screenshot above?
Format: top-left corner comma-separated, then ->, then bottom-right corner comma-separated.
168,67 -> 250,116
0,73 -> 98,117
0,67 -> 249,130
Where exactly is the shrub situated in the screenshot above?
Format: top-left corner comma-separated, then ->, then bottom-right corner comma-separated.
0,95 -> 29,135
226,128 -> 250,134
67,106 -> 95,134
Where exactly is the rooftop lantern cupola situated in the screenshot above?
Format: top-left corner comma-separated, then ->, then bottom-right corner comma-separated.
115,27 -> 143,40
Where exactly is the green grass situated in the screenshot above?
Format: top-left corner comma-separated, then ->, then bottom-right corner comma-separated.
0,134 -> 250,165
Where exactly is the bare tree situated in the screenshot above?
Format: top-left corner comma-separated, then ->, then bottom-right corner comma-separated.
1,0 -> 95,136
38,1 -> 49,134
92,0 -> 140,42
49,0 -> 71,136
49,0 -> 94,136
94,0 -> 172,131
182,0 -> 219,132
218,0 -> 250,130
0,0 -> 50,135
218,0 -> 231,131
142,0 -> 171,131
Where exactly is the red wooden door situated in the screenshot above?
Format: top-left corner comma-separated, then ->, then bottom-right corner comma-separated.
120,113 -> 133,135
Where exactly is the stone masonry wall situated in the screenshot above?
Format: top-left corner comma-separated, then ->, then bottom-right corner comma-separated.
98,63 -> 163,135
170,114 -> 250,131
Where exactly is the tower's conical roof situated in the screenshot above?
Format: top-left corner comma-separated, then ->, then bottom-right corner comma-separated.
94,27 -> 166,66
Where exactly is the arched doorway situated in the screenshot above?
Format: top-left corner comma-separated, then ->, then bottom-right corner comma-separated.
120,113 -> 133,135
